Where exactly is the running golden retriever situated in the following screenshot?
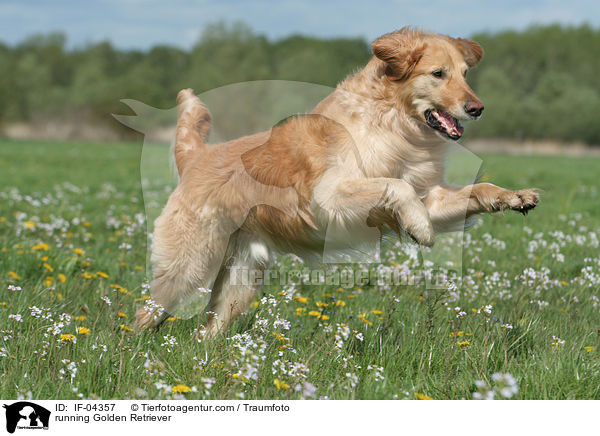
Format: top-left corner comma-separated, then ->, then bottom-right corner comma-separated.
135,28 -> 539,335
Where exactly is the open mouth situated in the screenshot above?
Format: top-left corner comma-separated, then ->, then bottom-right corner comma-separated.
424,109 -> 464,140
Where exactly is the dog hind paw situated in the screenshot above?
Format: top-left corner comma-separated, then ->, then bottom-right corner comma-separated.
134,307 -> 164,330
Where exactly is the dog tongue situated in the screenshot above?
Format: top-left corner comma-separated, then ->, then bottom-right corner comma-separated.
434,110 -> 463,137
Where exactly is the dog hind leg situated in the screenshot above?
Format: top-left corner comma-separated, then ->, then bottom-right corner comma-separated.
135,203 -> 230,329
205,232 -> 269,337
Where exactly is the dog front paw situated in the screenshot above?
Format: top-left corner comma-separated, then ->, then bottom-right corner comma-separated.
497,188 -> 539,215
398,208 -> 435,247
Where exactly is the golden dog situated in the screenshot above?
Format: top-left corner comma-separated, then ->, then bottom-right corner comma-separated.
135,28 -> 539,335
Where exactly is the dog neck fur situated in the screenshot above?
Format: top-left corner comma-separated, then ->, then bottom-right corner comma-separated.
314,56 -> 448,191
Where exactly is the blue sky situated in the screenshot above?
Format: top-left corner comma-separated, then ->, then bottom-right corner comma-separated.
1,0 -> 599,50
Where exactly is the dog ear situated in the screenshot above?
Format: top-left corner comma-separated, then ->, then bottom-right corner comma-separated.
372,29 -> 425,81
451,37 -> 483,67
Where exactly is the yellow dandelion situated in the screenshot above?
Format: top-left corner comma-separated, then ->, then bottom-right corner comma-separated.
372,310 -> 383,315
41,255 -> 48,261
336,300 -> 346,307
73,248 -> 84,255
83,221 -> 91,227
449,331 -> 464,338
77,327 -> 90,335
358,313 -> 373,326
9,271 -> 21,280
167,316 -> 181,322
120,324 -> 133,332
584,346 -> 594,353
250,301 -> 259,308
294,296 -> 308,303
320,314 -> 330,321
415,392 -> 434,400
44,276 -> 54,287
135,265 -> 143,271
60,334 -> 76,342
0,302 -> 8,307
58,273 -> 67,283
96,271 -> 109,279
110,284 -> 131,295
172,384 -> 192,394
458,341 -> 471,347
316,301 -> 328,308
82,272 -> 96,279
308,310 -> 321,317
273,379 -> 290,390
117,312 -> 127,318
24,221 -> 36,229
296,307 -> 306,316
73,315 -> 87,321
32,242 -> 49,251
43,263 -> 54,273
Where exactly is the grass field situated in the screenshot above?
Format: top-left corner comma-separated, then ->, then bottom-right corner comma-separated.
0,139 -> 599,400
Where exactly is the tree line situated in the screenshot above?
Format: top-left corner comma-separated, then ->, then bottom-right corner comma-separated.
1,22 -> 599,144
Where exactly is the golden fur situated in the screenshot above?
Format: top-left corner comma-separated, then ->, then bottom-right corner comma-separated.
135,28 -> 539,335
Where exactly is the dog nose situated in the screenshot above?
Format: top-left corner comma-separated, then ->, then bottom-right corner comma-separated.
464,100 -> 484,117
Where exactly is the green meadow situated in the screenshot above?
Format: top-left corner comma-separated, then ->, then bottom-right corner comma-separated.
0,139 -> 599,400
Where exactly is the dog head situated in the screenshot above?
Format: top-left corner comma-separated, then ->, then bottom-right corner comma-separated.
372,28 -> 484,141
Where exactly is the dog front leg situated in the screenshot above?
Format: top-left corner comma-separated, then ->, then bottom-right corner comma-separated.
423,183 -> 539,231
326,178 -> 435,246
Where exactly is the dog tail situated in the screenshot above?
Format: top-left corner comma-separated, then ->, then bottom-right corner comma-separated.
174,88 -> 211,175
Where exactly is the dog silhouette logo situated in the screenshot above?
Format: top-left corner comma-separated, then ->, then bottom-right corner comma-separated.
2,402 -> 50,433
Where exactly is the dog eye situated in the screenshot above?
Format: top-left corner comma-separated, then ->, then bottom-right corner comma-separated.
431,69 -> 444,78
